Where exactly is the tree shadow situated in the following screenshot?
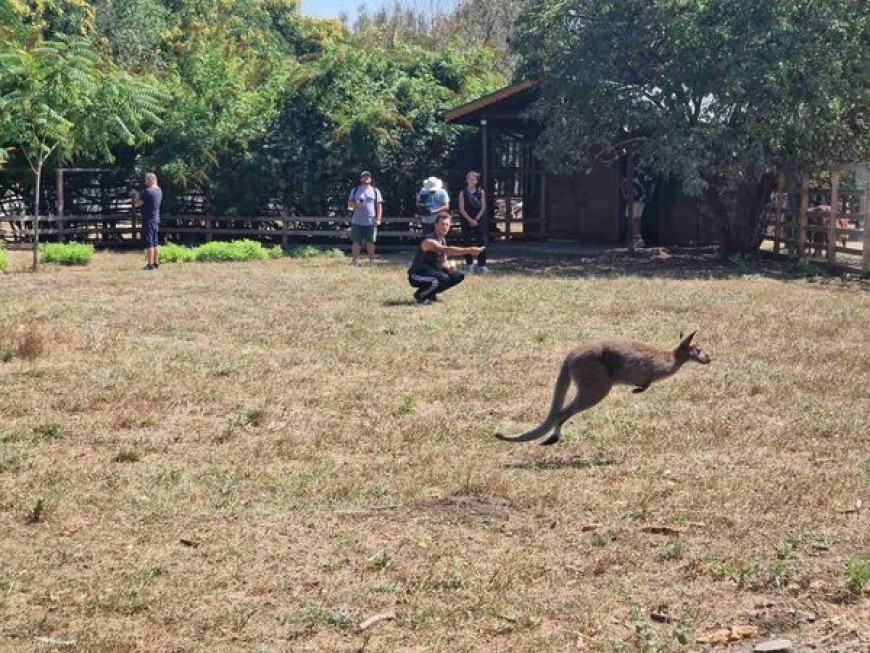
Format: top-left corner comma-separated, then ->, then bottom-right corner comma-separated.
484,244 -> 869,287
378,244 -> 868,288
503,455 -> 618,471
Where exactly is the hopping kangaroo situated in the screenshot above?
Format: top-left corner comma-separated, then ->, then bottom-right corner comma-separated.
496,332 -> 711,446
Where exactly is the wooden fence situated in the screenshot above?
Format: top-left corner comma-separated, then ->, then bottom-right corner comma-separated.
0,214 -> 459,250
761,169 -> 870,275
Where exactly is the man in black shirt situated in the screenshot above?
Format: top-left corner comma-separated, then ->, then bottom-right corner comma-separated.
408,214 -> 484,304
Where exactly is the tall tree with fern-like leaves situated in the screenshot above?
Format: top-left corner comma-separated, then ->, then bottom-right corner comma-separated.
0,33 -> 164,270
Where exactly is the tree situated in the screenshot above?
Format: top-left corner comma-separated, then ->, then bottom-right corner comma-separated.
513,0 -> 870,252
0,35 -> 163,269
269,40 -> 503,216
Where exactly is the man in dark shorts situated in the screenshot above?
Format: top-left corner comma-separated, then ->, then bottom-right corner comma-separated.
136,172 -> 162,270
408,213 -> 484,304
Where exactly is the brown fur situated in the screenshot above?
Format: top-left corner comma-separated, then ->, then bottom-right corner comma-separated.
496,332 -> 711,446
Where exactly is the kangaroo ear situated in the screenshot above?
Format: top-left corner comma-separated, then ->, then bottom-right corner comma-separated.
679,331 -> 697,347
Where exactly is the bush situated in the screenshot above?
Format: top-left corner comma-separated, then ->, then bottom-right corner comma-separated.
194,239 -> 270,262
160,242 -> 196,263
41,243 -> 94,266
287,245 -> 345,259
0,247 -> 8,272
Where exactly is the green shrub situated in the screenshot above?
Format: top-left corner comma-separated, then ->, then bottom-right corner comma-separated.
41,243 -> 94,266
287,245 -> 345,259
194,239 -> 269,262
845,556 -> 870,596
160,242 -> 196,263
0,248 -> 8,272
267,245 -> 284,259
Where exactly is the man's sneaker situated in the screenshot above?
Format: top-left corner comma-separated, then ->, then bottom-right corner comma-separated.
352,259 -> 361,266
415,296 -> 433,305
477,265 -> 489,274
143,264 -> 155,270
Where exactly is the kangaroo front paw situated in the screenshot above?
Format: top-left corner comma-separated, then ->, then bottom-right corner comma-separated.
633,385 -> 648,394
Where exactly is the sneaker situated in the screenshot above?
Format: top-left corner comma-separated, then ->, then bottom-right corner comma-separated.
352,259 -> 361,266
415,296 -> 433,305
143,264 -> 155,270
477,265 -> 489,274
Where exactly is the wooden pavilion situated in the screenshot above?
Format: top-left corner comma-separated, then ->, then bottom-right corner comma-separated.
445,80 -> 715,245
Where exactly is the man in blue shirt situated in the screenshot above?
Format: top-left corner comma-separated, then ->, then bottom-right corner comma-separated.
347,171 -> 383,266
135,172 -> 163,270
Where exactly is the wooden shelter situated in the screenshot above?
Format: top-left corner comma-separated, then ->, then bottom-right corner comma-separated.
445,80 -> 713,245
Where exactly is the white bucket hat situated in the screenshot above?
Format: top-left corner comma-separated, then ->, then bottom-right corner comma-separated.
422,176 -> 443,191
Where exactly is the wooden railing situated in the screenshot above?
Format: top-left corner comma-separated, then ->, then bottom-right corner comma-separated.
0,214 -> 465,249
761,170 -> 870,275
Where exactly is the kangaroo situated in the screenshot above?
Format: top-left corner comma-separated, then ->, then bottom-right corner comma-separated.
496,332 -> 711,446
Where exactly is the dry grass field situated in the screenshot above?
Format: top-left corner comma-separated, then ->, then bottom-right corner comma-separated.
1,246 -> 868,652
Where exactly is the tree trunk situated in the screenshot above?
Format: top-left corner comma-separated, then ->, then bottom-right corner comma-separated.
32,162 -> 42,272
705,173 -> 776,255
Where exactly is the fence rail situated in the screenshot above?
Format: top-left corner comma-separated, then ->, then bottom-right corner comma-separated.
0,213 -> 525,249
761,169 -> 870,275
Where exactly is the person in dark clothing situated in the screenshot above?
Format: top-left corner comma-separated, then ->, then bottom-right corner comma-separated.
458,170 -> 488,273
407,213 -> 484,304
135,172 -> 163,270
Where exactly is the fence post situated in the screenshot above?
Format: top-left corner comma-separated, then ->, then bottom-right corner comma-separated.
828,169 -> 839,267
206,216 -> 213,242
798,173 -> 809,257
863,172 -> 870,276
774,171 -> 785,254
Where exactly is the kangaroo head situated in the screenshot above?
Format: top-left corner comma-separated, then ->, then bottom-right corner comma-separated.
677,331 -> 711,365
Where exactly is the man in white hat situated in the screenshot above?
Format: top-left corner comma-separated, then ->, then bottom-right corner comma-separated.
415,176 -> 449,236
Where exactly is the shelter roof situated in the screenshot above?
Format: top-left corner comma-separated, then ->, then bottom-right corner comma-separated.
444,78 -> 543,127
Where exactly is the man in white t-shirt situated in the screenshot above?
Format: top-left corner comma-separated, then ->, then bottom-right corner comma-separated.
347,170 -> 383,266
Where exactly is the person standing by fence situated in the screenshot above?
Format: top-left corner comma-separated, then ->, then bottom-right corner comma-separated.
347,171 -> 383,266
458,171 -> 488,273
136,172 -> 162,270
416,176 -> 449,237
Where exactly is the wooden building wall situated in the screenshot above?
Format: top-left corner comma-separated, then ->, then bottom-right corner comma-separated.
544,161 -> 621,242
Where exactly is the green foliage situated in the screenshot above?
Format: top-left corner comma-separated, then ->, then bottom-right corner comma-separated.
286,245 -> 343,259
161,240 -> 287,263
0,247 -> 7,272
193,239 -> 271,263
160,242 -> 196,263
41,242 -> 94,265
514,0 -> 870,251
845,556 -> 870,596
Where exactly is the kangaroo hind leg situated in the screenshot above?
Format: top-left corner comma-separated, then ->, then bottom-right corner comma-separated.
539,363 -> 612,446
495,358 -> 574,443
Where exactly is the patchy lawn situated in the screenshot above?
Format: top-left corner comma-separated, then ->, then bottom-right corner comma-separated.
1,247 -> 868,652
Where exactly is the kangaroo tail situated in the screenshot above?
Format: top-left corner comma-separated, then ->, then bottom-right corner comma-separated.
495,357 -> 572,442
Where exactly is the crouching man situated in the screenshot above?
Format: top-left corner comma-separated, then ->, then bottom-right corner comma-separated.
408,213 -> 484,304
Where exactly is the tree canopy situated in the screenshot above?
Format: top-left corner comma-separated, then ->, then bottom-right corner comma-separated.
0,0 -> 506,218
513,0 -> 870,249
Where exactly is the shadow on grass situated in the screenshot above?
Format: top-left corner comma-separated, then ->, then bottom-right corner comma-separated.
381,299 -> 418,308
503,455 -> 618,471
476,243 -> 870,287
377,244 -> 868,288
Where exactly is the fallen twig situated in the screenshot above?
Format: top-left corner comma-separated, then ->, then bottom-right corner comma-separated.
358,610 -> 396,631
